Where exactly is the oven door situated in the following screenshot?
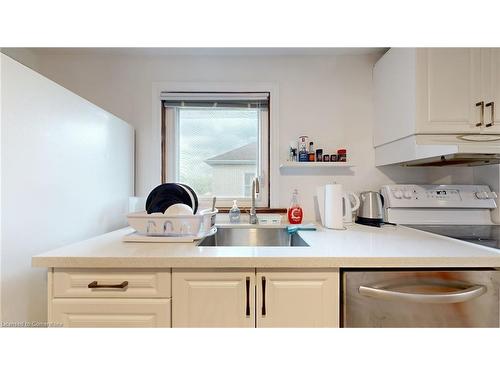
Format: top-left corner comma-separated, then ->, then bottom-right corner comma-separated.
342,269 -> 500,328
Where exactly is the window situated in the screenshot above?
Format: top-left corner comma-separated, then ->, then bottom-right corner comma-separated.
162,92 -> 269,207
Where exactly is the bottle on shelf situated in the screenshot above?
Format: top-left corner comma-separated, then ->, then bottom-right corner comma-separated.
316,148 -> 323,162
308,142 -> 315,162
288,189 -> 303,224
298,136 -> 309,162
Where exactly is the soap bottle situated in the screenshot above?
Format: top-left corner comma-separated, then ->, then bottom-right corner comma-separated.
229,200 -> 241,223
288,189 -> 303,224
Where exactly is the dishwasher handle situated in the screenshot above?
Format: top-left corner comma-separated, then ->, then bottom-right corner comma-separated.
358,284 -> 487,304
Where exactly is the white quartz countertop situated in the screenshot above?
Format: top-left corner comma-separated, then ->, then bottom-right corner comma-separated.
32,223 -> 500,268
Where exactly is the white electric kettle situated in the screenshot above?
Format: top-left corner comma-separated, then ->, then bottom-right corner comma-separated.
316,184 -> 360,229
342,192 -> 360,224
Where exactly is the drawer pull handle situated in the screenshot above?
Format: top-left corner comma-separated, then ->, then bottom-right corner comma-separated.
245,277 -> 250,317
88,281 -> 129,289
476,101 -> 485,127
486,102 -> 495,127
261,276 -> 266,316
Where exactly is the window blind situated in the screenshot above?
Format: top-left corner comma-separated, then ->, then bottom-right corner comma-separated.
161,92 -> 269,109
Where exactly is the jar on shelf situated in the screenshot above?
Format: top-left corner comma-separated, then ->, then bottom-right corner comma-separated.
337,149 -> 347,162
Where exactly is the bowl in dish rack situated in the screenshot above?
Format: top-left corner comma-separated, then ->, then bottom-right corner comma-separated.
145,183 -> 198,214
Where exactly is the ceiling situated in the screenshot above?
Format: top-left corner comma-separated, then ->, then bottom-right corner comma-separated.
27,47 -> 388,57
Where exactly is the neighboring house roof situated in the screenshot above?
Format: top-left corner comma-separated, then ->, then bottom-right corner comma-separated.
205,142 -> 257,165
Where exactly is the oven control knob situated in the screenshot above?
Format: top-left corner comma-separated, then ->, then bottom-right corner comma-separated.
393,190 -> 403,199
475,191 -> 489,199
476,191 -> 498,199
403,191 -> 412,199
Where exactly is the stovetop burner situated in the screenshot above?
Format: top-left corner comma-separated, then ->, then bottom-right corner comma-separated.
406,225 -> 500,250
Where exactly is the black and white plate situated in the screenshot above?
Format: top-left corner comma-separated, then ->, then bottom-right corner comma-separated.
145,183 -> 198,214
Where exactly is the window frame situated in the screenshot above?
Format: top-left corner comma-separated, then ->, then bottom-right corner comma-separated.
162,93 -> 270,208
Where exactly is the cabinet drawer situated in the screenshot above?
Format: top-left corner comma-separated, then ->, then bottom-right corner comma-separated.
53,268 -> 171,298
51,298 -> 171,327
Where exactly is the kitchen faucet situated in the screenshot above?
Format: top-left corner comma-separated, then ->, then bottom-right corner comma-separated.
249,176 -> 260,224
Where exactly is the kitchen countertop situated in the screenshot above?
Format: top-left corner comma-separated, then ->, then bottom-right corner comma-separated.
32,223 -> 500,268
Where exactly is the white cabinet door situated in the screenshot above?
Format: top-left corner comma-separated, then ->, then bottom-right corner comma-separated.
172,269 -> 255,327
51,299 -> 171,327
481,48 -> 500,133
416,48 -> 482,134
256,269 -> 339,328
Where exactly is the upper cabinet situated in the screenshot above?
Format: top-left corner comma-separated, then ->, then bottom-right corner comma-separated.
483,48 -> 500,131
416,48 -> 481,134
374,48 -> 500,147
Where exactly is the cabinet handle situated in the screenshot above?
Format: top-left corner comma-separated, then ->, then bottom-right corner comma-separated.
88,281 -> 129,289
486,102 -> 495,127
245,277 -> 250,317
359,284 -> 486,304
261,276 -> 266,316
476,101 -> 485,127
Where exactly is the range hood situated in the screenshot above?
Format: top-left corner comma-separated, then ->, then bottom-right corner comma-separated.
375,134 -> 500,167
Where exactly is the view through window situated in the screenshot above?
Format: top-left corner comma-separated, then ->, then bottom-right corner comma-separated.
177,108 -> 259,198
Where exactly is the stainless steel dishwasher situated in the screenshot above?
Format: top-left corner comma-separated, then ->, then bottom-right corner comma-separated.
342,269 -> 500,327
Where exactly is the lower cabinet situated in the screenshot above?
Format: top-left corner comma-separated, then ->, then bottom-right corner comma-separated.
172,269 -> 255,327
48,267 -> 339,328
51,298 -> 171,328
256,269 -> 339,328
172,268 -> 339,328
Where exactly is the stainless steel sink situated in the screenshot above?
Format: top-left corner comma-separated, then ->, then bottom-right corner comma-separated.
197,227 -> 309,247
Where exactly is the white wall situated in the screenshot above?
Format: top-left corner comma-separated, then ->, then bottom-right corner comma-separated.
0,54 -> 134,323
25,51 -> 434,218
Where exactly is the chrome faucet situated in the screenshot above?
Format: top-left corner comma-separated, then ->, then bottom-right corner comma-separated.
249,176 -> 260,224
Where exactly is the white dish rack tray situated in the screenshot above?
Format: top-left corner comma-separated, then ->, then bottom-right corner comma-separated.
124,209 -> 218,242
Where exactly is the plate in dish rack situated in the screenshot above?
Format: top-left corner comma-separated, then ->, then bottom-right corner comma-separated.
122,227 -> 217,243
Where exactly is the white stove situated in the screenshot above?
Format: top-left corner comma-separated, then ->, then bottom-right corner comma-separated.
381,184 -> 500,250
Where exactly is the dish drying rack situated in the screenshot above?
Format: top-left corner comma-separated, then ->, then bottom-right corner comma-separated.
124,209 -> 218,242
